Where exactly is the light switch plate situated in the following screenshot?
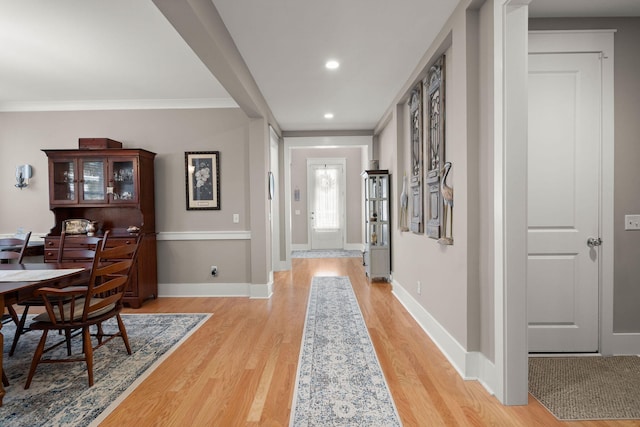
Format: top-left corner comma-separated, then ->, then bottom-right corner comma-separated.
233,213 -> 240,223
625,214 -> 640,230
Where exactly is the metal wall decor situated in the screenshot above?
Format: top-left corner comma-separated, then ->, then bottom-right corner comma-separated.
425,55 -> 446,239
439,161 -> 454,245
409,84 -> 423,234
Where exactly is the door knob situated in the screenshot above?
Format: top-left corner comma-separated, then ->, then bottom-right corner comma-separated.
587,237 -> 602,247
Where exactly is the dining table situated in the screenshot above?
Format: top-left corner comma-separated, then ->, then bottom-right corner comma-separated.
0,262 -> 90,406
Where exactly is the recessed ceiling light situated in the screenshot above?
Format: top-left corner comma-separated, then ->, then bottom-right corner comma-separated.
325,60 -> 340,70
324,113 -> 334,119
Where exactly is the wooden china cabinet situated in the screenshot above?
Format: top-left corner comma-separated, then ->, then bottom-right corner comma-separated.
43,142 -> 157,308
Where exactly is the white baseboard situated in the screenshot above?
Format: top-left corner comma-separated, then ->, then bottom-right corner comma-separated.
465,350 -> 498,396
344,243 -> 365,251
273,260 -> 289,272
291,243 -> 364,251
391,279 -> 497,396
250,281 -> 273,299
610,333 -> 640,355
158,282 -> 272,299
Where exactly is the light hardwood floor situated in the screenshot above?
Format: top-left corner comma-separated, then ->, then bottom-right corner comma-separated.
97,257 -> 638,426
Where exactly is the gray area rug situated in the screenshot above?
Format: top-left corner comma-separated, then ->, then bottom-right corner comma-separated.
0,313 -> 209,426
529,356 -> 640,420
290,276 -> 402,426
291,249 -> 362,259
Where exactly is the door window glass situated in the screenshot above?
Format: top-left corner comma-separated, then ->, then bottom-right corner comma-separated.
313,168 -> 340,230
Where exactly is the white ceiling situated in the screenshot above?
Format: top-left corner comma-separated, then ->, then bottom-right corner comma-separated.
0,1 -> 234,111
211,0 -> 457,131
1,0 -> 639,131
529,0 -> 640,18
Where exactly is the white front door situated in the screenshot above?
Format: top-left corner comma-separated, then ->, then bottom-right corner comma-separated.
527,51 -> 602,353
308,160 -> 345,249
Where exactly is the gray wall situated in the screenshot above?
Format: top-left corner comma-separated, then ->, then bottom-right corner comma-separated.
290,146 -> 363,246
529,17 -> 640,333
0,108 -> 254,285
378,2 -> 482,352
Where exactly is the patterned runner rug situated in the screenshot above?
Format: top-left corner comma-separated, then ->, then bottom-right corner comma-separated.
0,313 -> 209,426
529,356 -> 640,420
291,250 -> 362,259
290,276 -> 402,426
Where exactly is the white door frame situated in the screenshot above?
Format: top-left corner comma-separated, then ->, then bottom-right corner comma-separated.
282,136 -> 373,269
307,158 -> 347,250
269,126 -> 284,272
494,0 -> 530,405
495,0 -> 616,404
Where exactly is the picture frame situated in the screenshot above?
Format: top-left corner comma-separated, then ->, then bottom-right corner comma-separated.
185,151 -> 220,210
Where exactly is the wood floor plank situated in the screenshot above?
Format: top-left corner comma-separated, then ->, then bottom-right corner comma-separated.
91,257 -> 637,426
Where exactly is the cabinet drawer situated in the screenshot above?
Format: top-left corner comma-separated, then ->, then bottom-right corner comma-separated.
44,249 -> 59,262
105,237 -> 139,247
44,237 -> 61,249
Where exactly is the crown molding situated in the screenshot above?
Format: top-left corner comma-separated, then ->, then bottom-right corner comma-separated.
0,98 -> 238,112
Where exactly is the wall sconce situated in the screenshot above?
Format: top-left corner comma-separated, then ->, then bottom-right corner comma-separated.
15,164 -> 33,189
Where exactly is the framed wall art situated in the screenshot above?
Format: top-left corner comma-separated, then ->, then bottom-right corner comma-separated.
185,151 -> 220,210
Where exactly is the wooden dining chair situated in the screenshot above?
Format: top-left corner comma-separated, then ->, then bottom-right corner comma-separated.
0,231 -> 32,264
24,236 -> 140,389
1,231 -> 32,325
9,229 -> 107,357
56,228 -> 105,263
0,232 -> 31,386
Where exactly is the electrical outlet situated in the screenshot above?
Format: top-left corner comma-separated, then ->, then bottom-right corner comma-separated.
233,214 -> 240,223
417,280 -> 421,295
211,265 -> 218,277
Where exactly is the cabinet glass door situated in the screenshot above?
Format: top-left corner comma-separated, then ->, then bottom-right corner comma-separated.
109,159 -> 138,203
51,159 -> 78,203
80,159 -> 106,202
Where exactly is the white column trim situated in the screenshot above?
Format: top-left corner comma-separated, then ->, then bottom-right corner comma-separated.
494,0 -> 531,406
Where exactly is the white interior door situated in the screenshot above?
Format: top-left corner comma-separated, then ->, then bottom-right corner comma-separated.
527,51 -> 601,353
308,160 -> 345,249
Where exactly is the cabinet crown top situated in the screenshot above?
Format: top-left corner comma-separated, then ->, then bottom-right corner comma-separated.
42,148 -> 156,158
